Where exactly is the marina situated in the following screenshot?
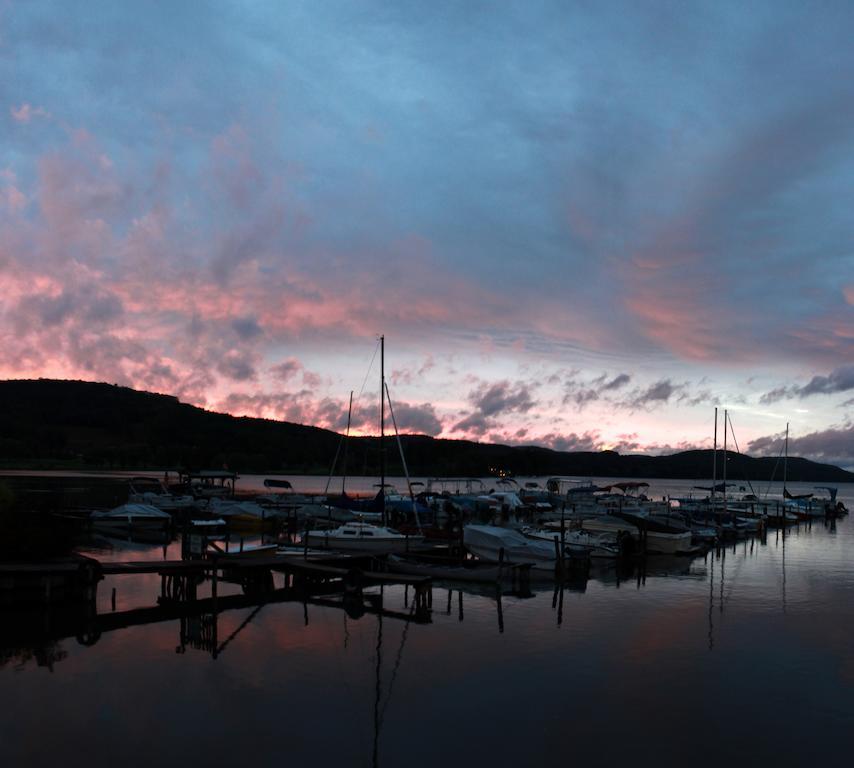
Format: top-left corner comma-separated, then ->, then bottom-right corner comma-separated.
4,3 -> 854,765
2,473 -> 852,767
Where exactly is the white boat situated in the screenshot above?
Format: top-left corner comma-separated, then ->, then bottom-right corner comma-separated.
208,497 -> 269,525
304,522 -> 424,554
90,503 -> 171,530
581,514 -> 693,554
580,514 -> 639,537
536,525 -> 623,558
463,525 -> 563,571
128,477 -> 196,512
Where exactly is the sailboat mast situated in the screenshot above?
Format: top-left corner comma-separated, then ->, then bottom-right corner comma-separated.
380,334 -> 386,525
722,408 -> 728,509
342,390 -> 353,495
711,407 -> 718,509
783,422 -> 789,493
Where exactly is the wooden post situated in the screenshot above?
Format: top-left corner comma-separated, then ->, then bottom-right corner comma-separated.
111,587 -> 116,612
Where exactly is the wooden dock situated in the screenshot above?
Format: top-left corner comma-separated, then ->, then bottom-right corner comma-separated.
1,552 -> 433,610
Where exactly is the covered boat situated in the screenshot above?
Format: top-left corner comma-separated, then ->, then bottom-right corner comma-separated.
90,503 -> 171,533
463,525 -> 563,570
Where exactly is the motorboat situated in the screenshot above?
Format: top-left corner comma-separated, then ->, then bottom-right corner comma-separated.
304,522 -> 425,554
208,497 -> 271,528
582,512 -> 693,555
536,524 -> 624,558
90,503 -> 171,533
463,524 -> 564,571
128,477 -> 196,512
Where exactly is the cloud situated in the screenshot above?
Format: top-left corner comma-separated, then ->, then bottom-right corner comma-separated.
759,386 -> 792,405
231,316 -> 263,339
748,423 -> 854,470
800,365 -> 854,397
385,401 -> 443,436
216,350 -> 257,382
452,379 -> 537,436
629,379 -> 679,409
603,373 -> 631,391
760,365 -> 854,403
538,431 -> 601,452
270,359 -> 302,382
474,380 -> 535,416
10,103 -> 50,123
563,371 -> 633,408
220,389 -> 443,436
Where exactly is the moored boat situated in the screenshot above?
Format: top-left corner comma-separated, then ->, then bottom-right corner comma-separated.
304,521 -> 424,554
463,524 -> 564,570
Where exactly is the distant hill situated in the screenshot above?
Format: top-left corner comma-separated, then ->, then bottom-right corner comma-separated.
1,379 -> 852,483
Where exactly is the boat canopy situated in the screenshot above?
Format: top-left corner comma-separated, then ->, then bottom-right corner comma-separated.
263,479 -> 293,489
784,488 -> 813,501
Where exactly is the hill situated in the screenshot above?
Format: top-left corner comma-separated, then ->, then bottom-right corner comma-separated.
1,379 -> 852,482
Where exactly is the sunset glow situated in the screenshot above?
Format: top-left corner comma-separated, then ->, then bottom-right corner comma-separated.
2,2 -> 852,467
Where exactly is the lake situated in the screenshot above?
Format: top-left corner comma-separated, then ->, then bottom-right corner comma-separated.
1,477 -> 853,767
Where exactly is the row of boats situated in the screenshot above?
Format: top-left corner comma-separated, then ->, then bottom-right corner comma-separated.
84,473 -> 848,576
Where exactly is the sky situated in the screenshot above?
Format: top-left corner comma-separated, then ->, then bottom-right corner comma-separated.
1,1 -> 852,468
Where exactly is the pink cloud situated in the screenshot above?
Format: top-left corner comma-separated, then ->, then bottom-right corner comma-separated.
10,103 -> 50,123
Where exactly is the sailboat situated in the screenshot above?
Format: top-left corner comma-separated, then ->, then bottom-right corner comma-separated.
304,336 -> 425,554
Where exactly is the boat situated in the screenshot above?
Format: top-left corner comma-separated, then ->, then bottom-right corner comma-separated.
217,543 -> 279,560
208,497 -> 272,528
536,524 -> 624,558
256,479 -> 310,510
304,521 -> 424,554
175,470 -> 240,500
463,524 -> 565,571
315,334 -> 426,538
581,512 -> 694,554
127,477 -> 196,512
90,503 -> 171,533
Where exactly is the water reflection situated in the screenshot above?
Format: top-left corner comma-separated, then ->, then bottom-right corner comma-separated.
3,518 -> 854,767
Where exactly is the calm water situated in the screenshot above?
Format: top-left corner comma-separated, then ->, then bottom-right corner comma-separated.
2,479 -> 853,767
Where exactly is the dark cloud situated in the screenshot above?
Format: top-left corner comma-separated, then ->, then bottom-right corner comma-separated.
759,386 -> 792,405
16,286 -> 124,330
563,371 -> 634,409
603,373 -> 631,391
385,401 -> 443,436
760,365 -> 854,403
800,365 -> 854,397
629,380 -> 680,409
221,390 -> 443,436
473,380 -> 535,417
452,412 -> 491,437
677,388 -> 719,407
748,423 -> 854,470
231,316 -> 263,340
270,358 -> 302,382
217,351 -> 257,382
452,379 -> 537,435
539,431 -> 601,452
